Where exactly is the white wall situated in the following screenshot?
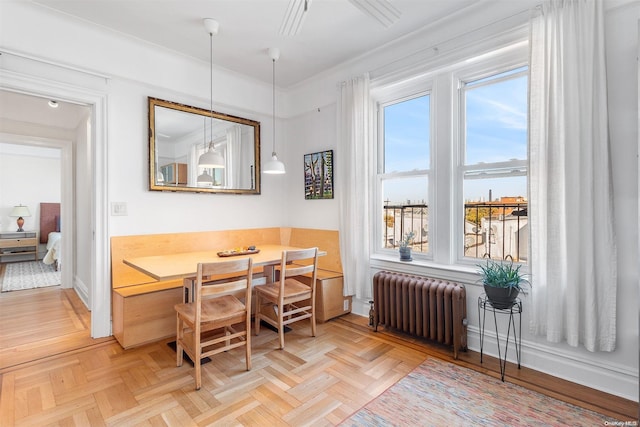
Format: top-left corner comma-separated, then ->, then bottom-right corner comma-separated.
0,143 -> 61,247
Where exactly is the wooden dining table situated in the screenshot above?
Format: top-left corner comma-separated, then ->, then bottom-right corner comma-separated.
123,243 -> 325,283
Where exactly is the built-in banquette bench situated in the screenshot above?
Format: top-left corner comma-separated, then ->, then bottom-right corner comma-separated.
111,227 -> 351,349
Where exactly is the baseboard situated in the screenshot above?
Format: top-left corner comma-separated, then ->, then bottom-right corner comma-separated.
353,296 -> 639,402
73,275 -> 89,308
464,326 -> 638,402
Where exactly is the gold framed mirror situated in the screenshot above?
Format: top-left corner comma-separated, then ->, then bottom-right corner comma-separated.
148,97 -> 261,194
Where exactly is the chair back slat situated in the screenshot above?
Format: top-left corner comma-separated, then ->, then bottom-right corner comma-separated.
284,264 -> 315,278
195,258 -> 253,310
284,247 -> 318,263
200,278 -> 249,297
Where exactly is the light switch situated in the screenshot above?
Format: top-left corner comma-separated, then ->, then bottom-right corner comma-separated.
111,202 -> 127,216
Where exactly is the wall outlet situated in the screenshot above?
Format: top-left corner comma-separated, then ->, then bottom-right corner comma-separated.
343,299 -> 350,311
111,202 -> 127,216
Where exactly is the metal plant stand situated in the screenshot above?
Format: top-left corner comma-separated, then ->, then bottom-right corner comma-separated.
478,294 -> 522,381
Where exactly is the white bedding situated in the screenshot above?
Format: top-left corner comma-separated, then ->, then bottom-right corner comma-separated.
43,231 -> 62,270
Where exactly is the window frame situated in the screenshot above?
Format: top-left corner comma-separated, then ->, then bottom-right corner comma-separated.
371,38 -> 530,272
376,87 -> 434,260
453,54 -> 529,266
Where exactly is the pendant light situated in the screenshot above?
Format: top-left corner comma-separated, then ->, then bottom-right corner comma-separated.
263,47 -> 286,174
197,117 -> 214,184
198,18 -> 225,169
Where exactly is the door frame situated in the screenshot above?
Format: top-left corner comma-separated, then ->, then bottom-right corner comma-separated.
0,69 -> 111,338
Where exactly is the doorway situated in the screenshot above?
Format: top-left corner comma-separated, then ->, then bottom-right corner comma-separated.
0,77 -> 110,339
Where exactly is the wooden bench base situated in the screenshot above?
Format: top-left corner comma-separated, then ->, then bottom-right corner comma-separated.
298,270 -> 352,323
112,282 -> 183,349
111,228 -> 349,349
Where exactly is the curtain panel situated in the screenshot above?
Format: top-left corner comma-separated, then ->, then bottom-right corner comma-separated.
529,0 -> 617,352
337,74 -> 372,299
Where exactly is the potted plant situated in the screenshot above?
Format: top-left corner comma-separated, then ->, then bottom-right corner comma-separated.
477,259 -> 530,309
398,231 -> 415,261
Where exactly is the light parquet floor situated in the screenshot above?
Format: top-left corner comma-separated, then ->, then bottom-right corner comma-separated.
0,282 -> 637,425
0,286 -> 112,371
1,315 -> 429,426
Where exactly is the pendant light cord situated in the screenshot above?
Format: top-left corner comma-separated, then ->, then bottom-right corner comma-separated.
209,31 -> 214,151
272,57 -> 276,156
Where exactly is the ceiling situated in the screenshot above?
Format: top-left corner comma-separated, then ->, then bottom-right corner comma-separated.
30,0 -> 480,88
0,89 -> 90,130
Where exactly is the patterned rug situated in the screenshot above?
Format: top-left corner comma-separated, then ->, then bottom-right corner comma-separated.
1,261 -> 61,292
341,357 -> 614,426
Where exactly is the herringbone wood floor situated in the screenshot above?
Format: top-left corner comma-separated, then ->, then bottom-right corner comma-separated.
0,286 -> 637,425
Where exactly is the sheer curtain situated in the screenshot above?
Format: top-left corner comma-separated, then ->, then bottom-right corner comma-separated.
529,0 -> 617,351
337,74 -> 371,299
226,125 -> 242,188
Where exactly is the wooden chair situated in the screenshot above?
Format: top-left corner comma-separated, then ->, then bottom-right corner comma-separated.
254,247 -> 318,349
175,257 -> 253,390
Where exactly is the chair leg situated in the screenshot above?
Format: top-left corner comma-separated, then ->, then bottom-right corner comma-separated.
195,335 -> 202,390
176,314 -> 184,367
278,304 -> 285,350
311,307 -> 317,337
254,292 -> 261,335
245,317 -> 252,371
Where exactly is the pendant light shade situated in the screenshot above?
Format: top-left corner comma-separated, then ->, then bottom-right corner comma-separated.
197,169 -> 214,184
198,148 -> 225,168
264,154 -> 286,174
199,18 -> 225,170
263,47 -> 286,174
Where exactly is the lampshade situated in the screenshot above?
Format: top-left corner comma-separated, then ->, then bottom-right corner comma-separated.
263,154 -> 286,174
10,205 -> 31,218
198,147 -> 225,168
263,47 -> 286,175
197,170 -> 214,184
10,205 -> 31,232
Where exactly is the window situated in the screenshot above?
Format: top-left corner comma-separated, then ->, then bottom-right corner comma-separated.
374,41 -> 528,267
461,67 -> 529,263
379,94 -> 430,255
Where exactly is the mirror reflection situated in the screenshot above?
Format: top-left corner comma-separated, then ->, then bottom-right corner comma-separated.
149,97 -> 261,194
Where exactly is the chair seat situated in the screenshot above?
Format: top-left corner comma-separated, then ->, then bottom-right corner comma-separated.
255,278 -> 311,300
175,295 -> 246,324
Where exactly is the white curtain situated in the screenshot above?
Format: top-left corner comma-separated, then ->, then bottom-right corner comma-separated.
337,74 -> 371,299
529,0 -> 617,351
226,125 -> 242,188
188,144 -> 199,187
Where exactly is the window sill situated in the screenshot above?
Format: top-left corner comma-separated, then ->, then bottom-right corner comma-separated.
369,254 -> 480,286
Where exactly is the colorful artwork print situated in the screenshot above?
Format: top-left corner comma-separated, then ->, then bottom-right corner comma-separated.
304,150 -> 334,199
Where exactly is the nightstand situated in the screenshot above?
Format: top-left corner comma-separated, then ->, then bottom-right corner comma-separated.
0,232 -> 38,263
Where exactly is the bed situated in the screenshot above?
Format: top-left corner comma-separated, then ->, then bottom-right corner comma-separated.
40,202 -> 62,270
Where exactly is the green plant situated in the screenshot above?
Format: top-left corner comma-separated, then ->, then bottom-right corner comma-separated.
399,231 -> 415,249
477,259 -> 530,294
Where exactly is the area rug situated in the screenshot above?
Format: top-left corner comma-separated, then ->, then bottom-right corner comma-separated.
341,357 -> 613,426
1,261 -> 61,292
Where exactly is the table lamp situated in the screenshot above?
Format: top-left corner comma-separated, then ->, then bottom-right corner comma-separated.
10,205 -> 31,232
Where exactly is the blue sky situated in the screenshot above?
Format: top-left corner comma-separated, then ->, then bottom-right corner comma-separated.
383,69 -> 528,204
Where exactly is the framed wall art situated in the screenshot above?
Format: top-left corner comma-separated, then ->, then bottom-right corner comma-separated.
304,150 -> 334,199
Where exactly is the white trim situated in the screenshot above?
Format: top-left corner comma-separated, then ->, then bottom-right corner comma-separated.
465,327 -> 639,401
351,294 -> 638,401
74,274 -> 90,307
